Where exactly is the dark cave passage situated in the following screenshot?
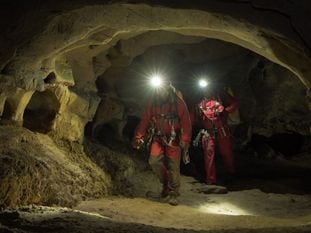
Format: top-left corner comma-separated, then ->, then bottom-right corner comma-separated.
89,36 -> 311,197
250,133 -> 306,158
181,151 -> 311,195
0,2 -> 311,232
23,90 -> 60,133
180,131 -> 311,195
122,115 -> 141,141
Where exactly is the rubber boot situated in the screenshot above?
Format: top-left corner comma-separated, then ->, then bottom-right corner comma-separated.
161,185 -> 170,198
167,191 -> 178,206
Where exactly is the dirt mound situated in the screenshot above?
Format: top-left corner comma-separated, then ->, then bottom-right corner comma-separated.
0,126 -> 112,208
84,139 -> 158,196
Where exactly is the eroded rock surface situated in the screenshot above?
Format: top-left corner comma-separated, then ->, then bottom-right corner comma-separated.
0,126 -> 111,208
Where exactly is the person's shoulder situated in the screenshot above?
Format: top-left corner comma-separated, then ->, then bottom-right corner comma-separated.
175,90 -> 184,100
175,93 -> 186,106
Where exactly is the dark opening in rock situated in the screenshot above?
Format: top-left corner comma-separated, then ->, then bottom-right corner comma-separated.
122,115 -> 140,141
94,123 -> 116,144
1,100 -> 14,122
250,133 -> 305,158
23,90 -> 60,133
269,133 -> 305,157
44,72 -> 57,84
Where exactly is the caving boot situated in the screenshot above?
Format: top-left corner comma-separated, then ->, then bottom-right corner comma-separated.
161,185 -> 170,198
167,191 -> 178,206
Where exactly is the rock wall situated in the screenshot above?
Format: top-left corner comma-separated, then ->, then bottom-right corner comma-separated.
0,0 -> 310,209
0,126 -> 112,208
113,38 -> 310,139
0,1 -> 310,142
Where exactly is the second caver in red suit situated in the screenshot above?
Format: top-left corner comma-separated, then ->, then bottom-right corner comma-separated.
134,85 -> 192,205
192,89 -> 239,185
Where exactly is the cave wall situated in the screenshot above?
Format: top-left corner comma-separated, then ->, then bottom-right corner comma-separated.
0,1 -> 310,142
0,0 -> 310,209
102,38 -> 310,142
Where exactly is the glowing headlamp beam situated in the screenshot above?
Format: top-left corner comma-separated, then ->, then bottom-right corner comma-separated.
150,75 -> 163,88
199,79 -> 208,88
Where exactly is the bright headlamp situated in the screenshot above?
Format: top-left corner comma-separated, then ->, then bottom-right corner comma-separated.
198,79 -> 208,88
149,74 -> 164,88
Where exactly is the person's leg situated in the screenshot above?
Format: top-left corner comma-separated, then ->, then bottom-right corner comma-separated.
149,139 -> 168,192
202,136 -> 217,184
218,136 -> 235,181
165,145 -> 181,193
165,145 -> 181,205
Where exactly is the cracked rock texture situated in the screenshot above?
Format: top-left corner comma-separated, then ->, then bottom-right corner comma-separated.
0,0 -> 311,142
0,0 -> 310,212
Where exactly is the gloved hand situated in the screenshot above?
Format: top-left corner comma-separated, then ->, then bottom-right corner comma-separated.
132,138 -> 144,150
193,139 -> 199,147
193,130 -> 203,147
215,102 -> 224,116
180,141 -> 190,164
179,141 -> 189,150
182,148 -> 190,165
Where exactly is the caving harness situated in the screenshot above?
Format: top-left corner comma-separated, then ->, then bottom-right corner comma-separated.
193,96 -> 231,147
144,93 -> 190,164
147,111 -> 180,148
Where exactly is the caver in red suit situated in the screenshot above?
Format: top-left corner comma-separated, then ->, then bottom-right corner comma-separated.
134,85 -> 191,205
191,89 -> 239,185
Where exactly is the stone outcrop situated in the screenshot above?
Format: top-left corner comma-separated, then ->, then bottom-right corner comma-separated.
0,0 -> 310,210
0,1 -> 311,142
0,126 -> 112,208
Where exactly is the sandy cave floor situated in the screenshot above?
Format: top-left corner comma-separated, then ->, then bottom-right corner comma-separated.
1,175 -> 311,233
0,127 -> 311,233
75,175 -> 311,228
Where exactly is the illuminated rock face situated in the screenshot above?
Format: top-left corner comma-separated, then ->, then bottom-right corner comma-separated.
0,126 -> 112,208
0,1 -> 310,142
113,39 -> 310,139
0,0 -> 310,210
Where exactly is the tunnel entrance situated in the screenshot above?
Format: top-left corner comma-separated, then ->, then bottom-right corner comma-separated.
249,133 -> 306,158
219,132 -> 311,195
94,123 -> 115,144
94,35 -> 311,196
122,115 -> 140,142
23,89 -> 60,133
1,2 -> 311,232
92,121 -> 131,153
1,99 -> 15,123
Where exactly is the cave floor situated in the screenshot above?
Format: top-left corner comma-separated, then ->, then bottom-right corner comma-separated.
1,175 -> 311,233
1,129 -> 311,233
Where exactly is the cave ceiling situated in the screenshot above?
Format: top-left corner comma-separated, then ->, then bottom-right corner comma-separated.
0,0 -> 310,141
1,1 -> 311,89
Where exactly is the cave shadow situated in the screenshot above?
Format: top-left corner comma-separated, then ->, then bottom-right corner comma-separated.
179,119 -> 311,195
23,89 -> 60,134
86,115 -> 311,195
228,152 -> 311,194
181,141 -> 311,195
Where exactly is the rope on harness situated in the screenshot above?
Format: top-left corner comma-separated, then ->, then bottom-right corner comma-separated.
193,129 -> 210,147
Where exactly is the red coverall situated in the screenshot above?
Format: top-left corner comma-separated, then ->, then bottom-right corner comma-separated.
135,95 -> 192,195
192,91 -> 239,184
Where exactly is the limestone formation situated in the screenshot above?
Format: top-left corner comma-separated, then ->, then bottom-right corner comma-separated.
0,0 -> 310,212
0,126 -> 111,208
